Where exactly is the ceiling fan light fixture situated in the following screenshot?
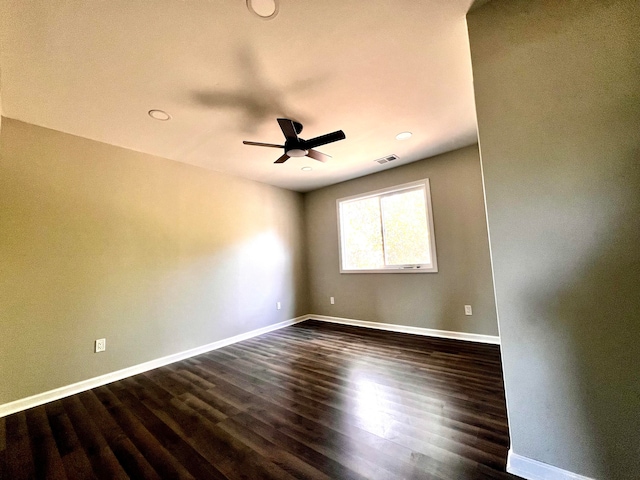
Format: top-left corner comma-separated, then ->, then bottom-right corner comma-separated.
286,148 -> 308,157
148,109 -> 171,121
395,131 -> 412,140
246,0 -> 278,20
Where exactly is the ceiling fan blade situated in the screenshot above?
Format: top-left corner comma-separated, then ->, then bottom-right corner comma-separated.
277,118 -> 300,141
306,149 -> 330,162
243,141 -> 284,148
274,154 -> 290,164
303,130 -> 346,149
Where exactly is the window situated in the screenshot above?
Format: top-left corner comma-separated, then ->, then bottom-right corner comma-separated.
337,179 -> 438,273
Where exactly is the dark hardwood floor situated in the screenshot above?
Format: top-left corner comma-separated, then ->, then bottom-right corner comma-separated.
0,320 -> 518,479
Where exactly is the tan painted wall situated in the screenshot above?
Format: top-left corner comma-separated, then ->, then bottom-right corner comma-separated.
0,119 -> 308,404
304,145 -> 498,336
468,0 -> 640,477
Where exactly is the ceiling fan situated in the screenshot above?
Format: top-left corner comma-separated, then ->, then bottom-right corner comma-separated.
243,118 -> 346,163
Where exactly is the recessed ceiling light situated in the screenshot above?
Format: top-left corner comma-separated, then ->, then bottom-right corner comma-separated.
148,109 -> 171,121
395,131 -> 412,140
246,0 -> 278,19
301,166 -> 313,172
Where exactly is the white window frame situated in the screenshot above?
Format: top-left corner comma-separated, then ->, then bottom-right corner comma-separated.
336,179 -> 438,274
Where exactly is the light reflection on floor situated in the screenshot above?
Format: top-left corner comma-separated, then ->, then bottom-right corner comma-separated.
351,374 -> 396,438
346,360 -> 464,468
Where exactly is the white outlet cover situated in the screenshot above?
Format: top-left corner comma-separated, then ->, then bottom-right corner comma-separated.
95,338 -> 106,352
464,305 -> 473,316
330,297 -> 335,304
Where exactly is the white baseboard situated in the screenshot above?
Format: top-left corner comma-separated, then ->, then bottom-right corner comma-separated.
507,450 -> 596,480
308,314 -> 500,345
0,315 -> 308,418
1,314 -> 499,418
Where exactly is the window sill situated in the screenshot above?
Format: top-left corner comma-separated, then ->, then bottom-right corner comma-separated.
340,267 -> 438,274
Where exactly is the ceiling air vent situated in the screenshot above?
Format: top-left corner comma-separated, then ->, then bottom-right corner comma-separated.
374,154 -> 399,165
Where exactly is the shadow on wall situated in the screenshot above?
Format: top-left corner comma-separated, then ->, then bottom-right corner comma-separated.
545,146 -> 640,477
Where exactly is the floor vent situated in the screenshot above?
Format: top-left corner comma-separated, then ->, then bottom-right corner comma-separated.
374,154 -> 399,165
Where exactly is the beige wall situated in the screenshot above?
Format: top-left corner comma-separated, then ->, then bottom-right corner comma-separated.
304,145 -> 498,336
0,119 -> 308,404
468,0 -> 640,478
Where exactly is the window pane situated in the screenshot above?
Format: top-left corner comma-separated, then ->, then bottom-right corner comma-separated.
381,188 -> 431,266
340,197 -> 384,269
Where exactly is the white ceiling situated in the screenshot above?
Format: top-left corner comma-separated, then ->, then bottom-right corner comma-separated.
0,0 -> 478,192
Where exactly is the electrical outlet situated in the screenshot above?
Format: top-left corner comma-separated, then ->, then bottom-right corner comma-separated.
276,302 -> 281,310
464,305 -> 473,316
95,338 -> 106,353
330,296 -> 335,305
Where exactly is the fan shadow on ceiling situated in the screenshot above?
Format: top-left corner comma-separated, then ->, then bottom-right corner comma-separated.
190,45 -> 325,133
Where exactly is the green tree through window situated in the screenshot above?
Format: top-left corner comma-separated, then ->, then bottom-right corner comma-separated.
337,180 -> 438,273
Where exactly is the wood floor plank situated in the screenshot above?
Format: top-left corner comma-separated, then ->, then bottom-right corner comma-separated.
154,407 -> 297,480
108,385 -> 228,480
45,400 -> 96,480
1,320 -> 517,479
244,401 -> 449,480
3,413 -> 35,480
24,406 -> 67,480
94,385 -> 196,480
216,416 -> 333,480
78,390 -> 162,480
0,417 -> 6,453
125,375 -> 298,480
228,411 -> 370,480
0,417 -> 6,480
61,395 -> 129,480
